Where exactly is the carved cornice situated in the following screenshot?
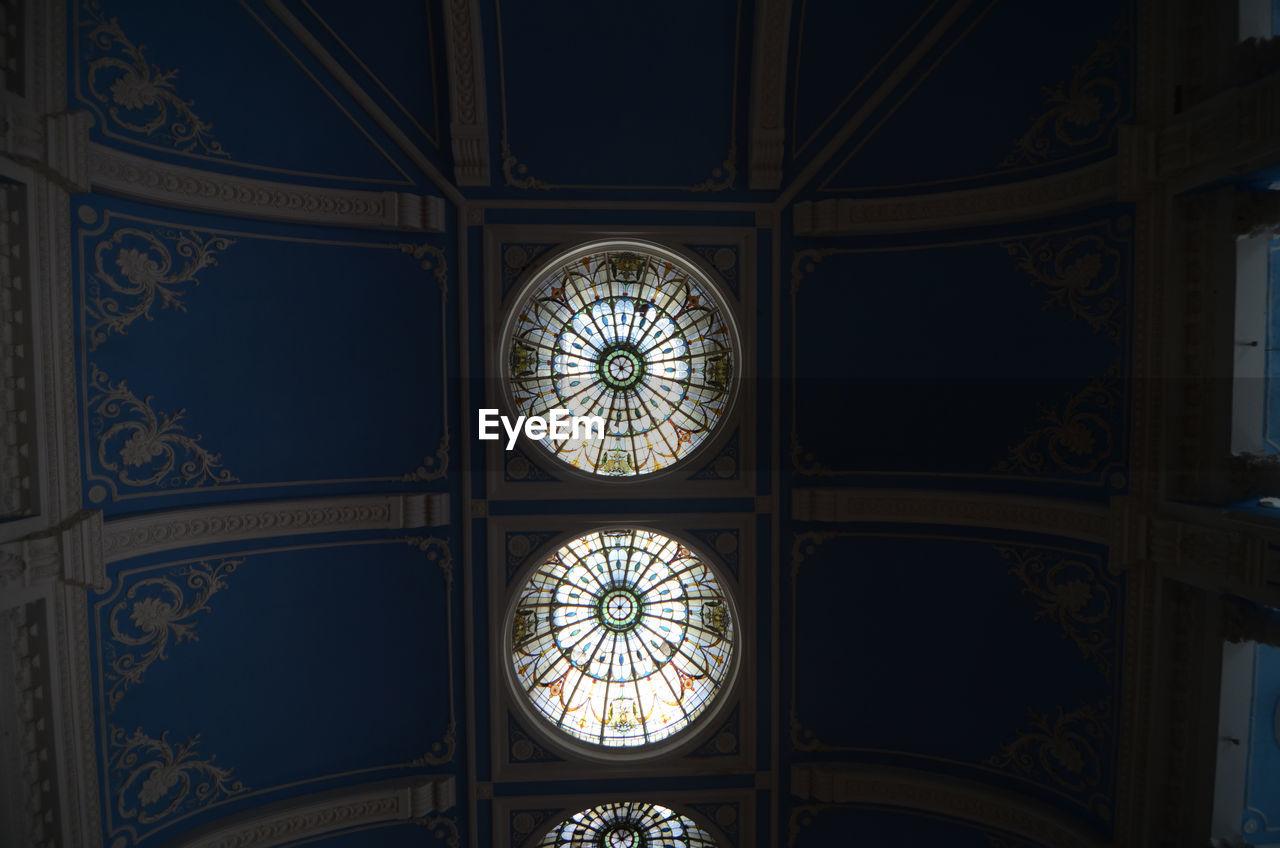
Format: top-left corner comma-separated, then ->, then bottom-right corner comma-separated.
792,160 -> 1116,235
0,179 -> 35,520
168,777 -> 455,848
87,145 -> 445,231
101,493 -> 450,563
1167,189 -> 1236,503
747,0 -> 791,189
1156,72 -> 1280,191
2,602 -> 60,848
443,0 -> 490,186
790,764 -> 1100,848
1112,498 -> 1275,597
0,511 -> 106,602
0,104 -> 91,191
791,488 -> 1110,543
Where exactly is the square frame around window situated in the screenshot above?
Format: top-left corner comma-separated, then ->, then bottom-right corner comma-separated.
491,788 -> 755,848
485,512 -> 757,782
482,224 -> 757,500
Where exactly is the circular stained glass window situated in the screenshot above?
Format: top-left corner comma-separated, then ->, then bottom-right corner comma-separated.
504,241 -> 737,477
509,529 -> 736,749
536,802 -> 716,848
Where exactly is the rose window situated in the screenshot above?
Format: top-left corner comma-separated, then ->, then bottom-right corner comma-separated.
510,529 -> 735,748
536,802 -> 716,847
504,242 -> 736,477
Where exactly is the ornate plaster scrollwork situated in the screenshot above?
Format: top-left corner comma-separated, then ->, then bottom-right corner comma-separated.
1002,232 -> 1125,343
108,725 -> 248,827
1002,15 -> 1129,168
997,367 -> 1123,477
997,546 -> 1117,678
500,139 -> 549,190
81,0 -> 228,156
986,700 -> 1112,821
691,147 -> 738,192
88,364 -> 237,492
85,226 -> 234,350
104,558 -> 239,709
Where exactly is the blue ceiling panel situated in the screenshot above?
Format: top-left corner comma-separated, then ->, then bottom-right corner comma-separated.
89,536 -> 458,847
788,211 -> 1130,494
817,0 -> 1132,195
296,0 -> 446,153
789,0 -> 940,164
73,195 -> 453,516
790,805 -> 1043,848
72,0 -> 416,186
787,532 -> 1120,836
493,0 -> 741,190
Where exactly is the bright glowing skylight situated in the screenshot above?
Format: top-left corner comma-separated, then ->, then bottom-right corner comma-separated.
536,802 -> 716,848
510,529 -> 734,748
506,242 -> 735,477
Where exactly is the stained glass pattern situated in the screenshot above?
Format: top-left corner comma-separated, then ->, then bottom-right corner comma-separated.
511,529 -> 734,748
507,244 -> 735,477
536,802 -> 716,848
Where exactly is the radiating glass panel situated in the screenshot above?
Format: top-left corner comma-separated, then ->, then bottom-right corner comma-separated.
511,529 -> 734,748
536,802 -> 716,848
507,244 -> 735,477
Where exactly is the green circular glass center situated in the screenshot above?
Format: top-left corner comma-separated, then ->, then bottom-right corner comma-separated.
598,345 -> 645,390
599,824 -> 644,848
597,587 -> 642,632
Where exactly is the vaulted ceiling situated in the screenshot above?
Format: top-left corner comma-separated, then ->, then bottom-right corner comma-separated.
3,1 -> 1279,847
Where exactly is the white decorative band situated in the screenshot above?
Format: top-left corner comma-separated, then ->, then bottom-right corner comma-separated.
791,489 -> 1109,543
793,160 -> 1116,235
102,494 -> 450,562
791,764 -> 1098,848
170,776 -> 455,848
87,144 -> 446,232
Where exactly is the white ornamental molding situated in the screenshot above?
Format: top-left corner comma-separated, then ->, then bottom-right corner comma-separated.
0,177 -> 35,521
1146,517 -> 1268,587
87,145 -> 445,232
791,763 -> 1101,848
747,0 -> 792,189
792,159 -> 1116,235
1,601 -> 59,848
1156,72 -> 1280,192
791,488 -> 1110,544
101,493 -> 451,563
169,776 -> 456,848
0,104 -> 91,192
0,510 -> 106,606
443,0 -> 490,186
